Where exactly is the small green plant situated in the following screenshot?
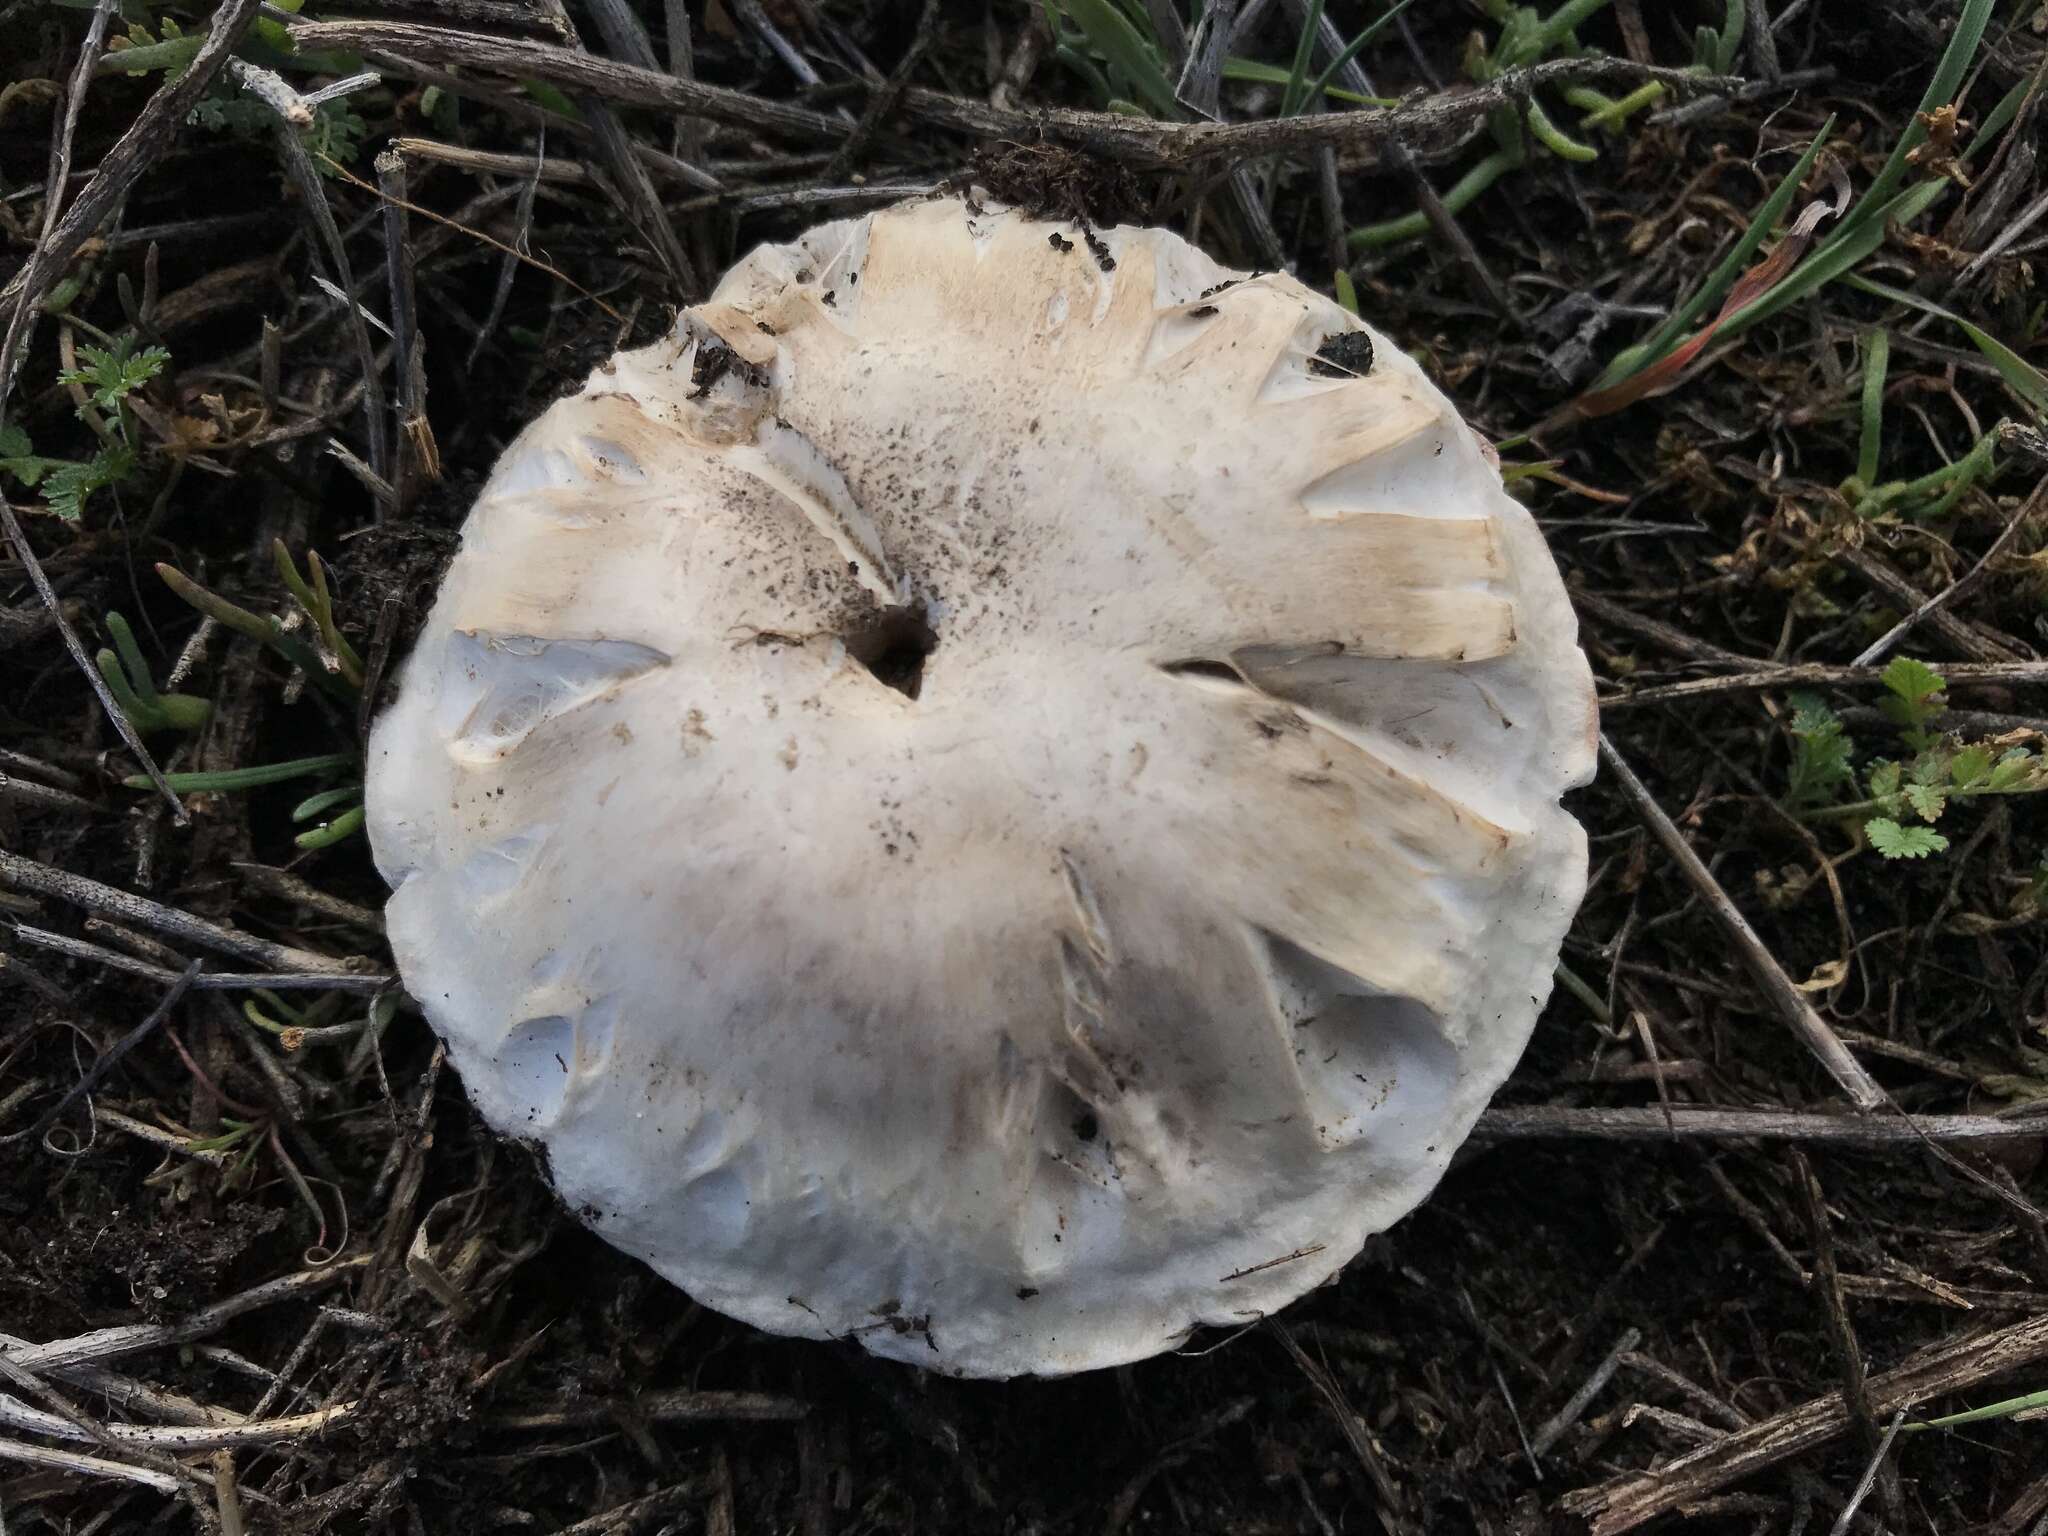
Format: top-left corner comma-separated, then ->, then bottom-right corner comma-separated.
1351,0 -> 1676,250
90,0 -> 374,176
95,612 -> 212,734
61,333 -> 173,410
190,92 -> 370,180
1784,657 -> 2048,859
123,543 -> 370,850
1,331 -> 169,520
1040,0 -> 1403,120
1570,0 -> 2016,422
1783,693 -> 1856,810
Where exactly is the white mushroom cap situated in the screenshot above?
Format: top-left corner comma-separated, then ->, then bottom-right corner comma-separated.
365,195 -> 1597,1378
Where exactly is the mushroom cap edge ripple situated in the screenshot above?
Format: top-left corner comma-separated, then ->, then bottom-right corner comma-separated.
364,193 -> 1600,1378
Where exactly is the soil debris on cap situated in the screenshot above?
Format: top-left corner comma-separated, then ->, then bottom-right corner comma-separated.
957,142 -> 1146,227
1310,331 -> 1376,380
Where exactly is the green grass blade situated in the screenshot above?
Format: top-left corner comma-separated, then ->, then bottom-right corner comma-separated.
1280,0 -> 1325,118
295,804 -> 367,850
1902,1387 -> 2048,1431
1592,116 -> 1834,390
1858,329 -> 1890,487
1348,148 -> 1522,249
1061,0 -> 1181,117
1304,0 -> 1419,107
1827,0 -> 1993,250
1220,58 -> 1385,105
1965,76 -> 2030,156
1849,275 -> 2048,421
291,783 -> 365,823
103,612 -> 160,706
1708,0 -> 1744,73
1528,99 -> 1598,161
1053,41 -> 1119,105
124,753 -> 354,793
1529,0 -> 1614,57
1722,180 -> 1946,339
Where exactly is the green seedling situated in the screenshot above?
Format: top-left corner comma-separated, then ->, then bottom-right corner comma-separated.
122,550 -> 372,849
1785,658 -> 2048,860
1832,322 -> 2009,521
95,612 -> 211,734
273,539 -> 365,689
156,560 -> 358,704
1783,693 -> 1856,811
59,333 -> 171,413
1351,0 -> 1633,249
2,331 -> 168,520
291,782 -> 367,850
1851,426 -> 2004,523
91,0 -> 372,175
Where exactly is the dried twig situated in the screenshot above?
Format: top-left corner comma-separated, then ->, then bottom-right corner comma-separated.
1834,542 -> 2027,663
824,0 -> 940,182
0,1434 -> 182,1492
1560,1314 -> 2048,1533
1532,1328 -> 1641,1458
1601,657 -> 2048,709
0,851 -> 370,976
3,960 -> 200,1148
0,0 -> 116,392
290,20 -> 845,141
904,59 -> 1723,170
1597,735 -> 1885,1110
1850,478 -> 2047,666
288,25 -> 1715,172
375,149 -> 430,512
9,921 -> 391,992
490,1390 -> 809,1429
1476,1106 -> 2048,1143
0,1392 -> 355,1451
1791,1149 -> 1887,1506
238,61 -> 393,506
0,1258 -> 367,1374
1274,1327 -> 1405,1517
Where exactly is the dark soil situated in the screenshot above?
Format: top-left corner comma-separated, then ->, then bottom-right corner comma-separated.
4,2 -> 2048,1533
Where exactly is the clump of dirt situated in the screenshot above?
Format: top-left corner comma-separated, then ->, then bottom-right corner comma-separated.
959,141 -> 1147,229
1310,330 -> 1375,378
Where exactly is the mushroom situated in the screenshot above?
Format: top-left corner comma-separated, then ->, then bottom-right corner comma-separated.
365,194 -> 1597,1378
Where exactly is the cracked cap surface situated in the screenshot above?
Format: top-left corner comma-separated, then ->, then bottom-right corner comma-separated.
365,195 -> 1598,1377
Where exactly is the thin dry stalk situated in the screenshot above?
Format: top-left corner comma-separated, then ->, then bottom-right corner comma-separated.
1597,735 -> 1884,1110
1560,1314 -> 2048,1532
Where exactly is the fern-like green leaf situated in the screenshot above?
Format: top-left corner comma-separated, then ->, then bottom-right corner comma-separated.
1785,693 -> 1856,807
1881,655 -> 1945,707
1902,782 -> 1947,822
0,422 -> 57,488
1950,745 -> 1993,788
57,336 -> 170,412
50,445 -> 136,521
1989,750 -> 2040,791
1866,818 -> 1948,859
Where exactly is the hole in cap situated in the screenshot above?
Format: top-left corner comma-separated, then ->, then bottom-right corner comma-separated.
844,604 -> 938,700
